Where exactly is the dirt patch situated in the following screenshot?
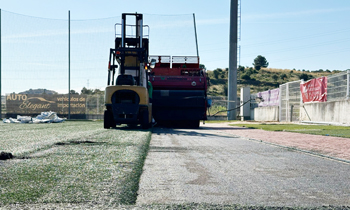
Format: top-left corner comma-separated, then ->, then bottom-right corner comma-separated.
54,140 -> 105,146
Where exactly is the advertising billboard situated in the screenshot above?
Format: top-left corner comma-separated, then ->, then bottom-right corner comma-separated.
6,94 -> 87,115
257,88 -> 280,107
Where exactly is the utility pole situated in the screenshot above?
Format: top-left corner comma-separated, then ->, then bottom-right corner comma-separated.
228,0 -> 238,120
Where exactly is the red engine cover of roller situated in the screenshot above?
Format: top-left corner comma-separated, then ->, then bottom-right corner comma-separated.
150,75 -> 206,90
150,66 -> 207,90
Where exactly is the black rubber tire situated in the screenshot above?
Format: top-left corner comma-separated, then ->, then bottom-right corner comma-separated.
189,120 -> 200,129
127,124 -> 138,128
104,111 -> 110,129
104,110 -> 115,129
141,110 -> 150,129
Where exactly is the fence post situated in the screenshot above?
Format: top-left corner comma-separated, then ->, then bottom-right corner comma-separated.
286,83 -> 289,122
278,84 -> 282,122
96,95 -> 99,115
347,69 -> 350,99
300,79 -> 303,120
85,95 -> 88,120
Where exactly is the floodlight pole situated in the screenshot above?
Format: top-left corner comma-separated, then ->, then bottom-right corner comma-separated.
228,0 -> 238,120
68,10 -> 71,119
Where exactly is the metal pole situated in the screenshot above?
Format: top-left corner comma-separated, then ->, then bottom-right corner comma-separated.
0,9 -> 2,119
278,84 -> 282,122
286,83 -> 289,121
228,0 -> 238,120
68,10 -> 71,119
238,45 -> 241,66
193,13 -> 199,58
96,95 -> 99,114
303,105 -> 311,121
347,69 -> 350,99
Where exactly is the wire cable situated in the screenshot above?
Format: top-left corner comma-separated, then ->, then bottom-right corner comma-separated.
209,97 -> 263,117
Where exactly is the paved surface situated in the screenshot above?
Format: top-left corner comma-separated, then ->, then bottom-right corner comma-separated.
212,122 -> 350,161
137,124 -> 350,207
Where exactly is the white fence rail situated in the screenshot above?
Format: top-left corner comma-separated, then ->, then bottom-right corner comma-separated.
327,71 -> 349,102
279,80 -> 301,122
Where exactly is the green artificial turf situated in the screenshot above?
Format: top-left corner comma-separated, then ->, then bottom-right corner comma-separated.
0,121 -> 151,206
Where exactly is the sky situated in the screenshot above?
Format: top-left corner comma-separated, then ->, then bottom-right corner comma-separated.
1,0 -> 350,94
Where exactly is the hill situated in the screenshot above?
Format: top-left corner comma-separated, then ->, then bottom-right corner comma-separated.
19,88 -> 58,95
206,67 -> 341,97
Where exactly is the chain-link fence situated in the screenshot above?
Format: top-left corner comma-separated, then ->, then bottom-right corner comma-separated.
254,70 -> 350,122
207,96 -> 228,117
3,11 -> 349,121
327,71 -> 348,102
0,11 -> 197,119
85,95 -> 105,119
279,80 -> 301,122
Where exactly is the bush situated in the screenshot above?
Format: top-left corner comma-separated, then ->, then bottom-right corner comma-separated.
213,70 -> 220,79
238,65 -> 245,72
272,74 -> 278,82
241,74 -> 251,80
280,73 -> 287,80
299,73 -> 313,81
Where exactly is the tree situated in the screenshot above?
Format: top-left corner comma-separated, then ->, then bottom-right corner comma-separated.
70,90 -> 79,94
93,89 -> 104,95
253,55 -> 269,70
81,87 -> 93,95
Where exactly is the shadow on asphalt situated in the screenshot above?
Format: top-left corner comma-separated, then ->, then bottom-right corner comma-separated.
201,125 -> 252,131
112,125 -> 150,131
151,126 -> 240,139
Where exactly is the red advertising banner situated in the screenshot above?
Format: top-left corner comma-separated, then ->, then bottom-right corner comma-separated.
300,77 -> 327,103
